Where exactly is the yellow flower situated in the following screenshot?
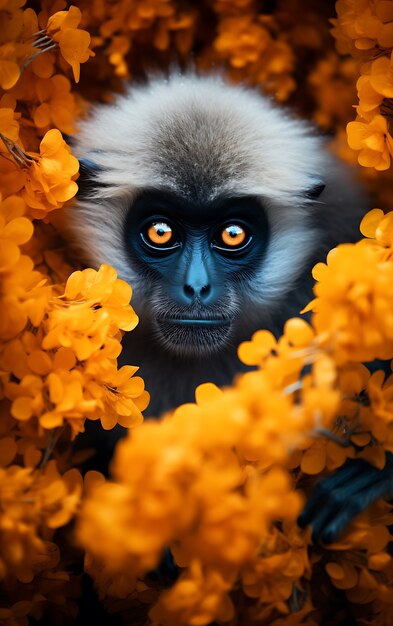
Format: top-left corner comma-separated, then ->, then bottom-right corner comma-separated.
214,17 -> 270,68
32,75 -> 77,135
347,114 -> 393,170
0,194 -> 33,272
45,6 -> 95,83
241,524 -> 309,605
22,129 -> 79,217
360,208 -> 393,260
0,44 -> 21,90
356,75 -> 383,117
96,364 -> 148,430
2,0 -> 393,622
364,370 -> 393,451
369,52 -> 393,98
0,253 -> 51,341
0,99 -> 20,145
305,242 -> 393,362
63,264 -> 138,332
43,265 -> 138,357
0,460 -> 82,582
149,562 -> 234,626
238,329 -> 277,366
332,0 -> 393,54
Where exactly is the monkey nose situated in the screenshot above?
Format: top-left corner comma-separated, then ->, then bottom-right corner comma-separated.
183,283 -> 211,302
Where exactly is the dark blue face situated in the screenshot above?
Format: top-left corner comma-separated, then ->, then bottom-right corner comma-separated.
123,190 -> 270,354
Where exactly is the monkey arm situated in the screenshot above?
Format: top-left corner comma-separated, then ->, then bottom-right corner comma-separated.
297,452 -> 393,544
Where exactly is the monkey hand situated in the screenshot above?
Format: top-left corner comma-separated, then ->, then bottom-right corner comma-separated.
297,452 -> 393,544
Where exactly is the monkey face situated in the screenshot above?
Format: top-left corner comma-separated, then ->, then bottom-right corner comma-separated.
123,191 -> 270,356
69,74 -> 343,363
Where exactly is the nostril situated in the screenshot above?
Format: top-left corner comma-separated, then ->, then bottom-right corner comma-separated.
183,284 -> 211,301
184,284 -> 195,299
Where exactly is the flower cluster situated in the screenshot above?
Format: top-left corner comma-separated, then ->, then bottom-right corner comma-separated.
78,375 -> 310,624
78,209 -> 393,625
2,1 -> 393,625
0,3 -> 149,622
333,0 -> 393,170
3,264 -> 148,437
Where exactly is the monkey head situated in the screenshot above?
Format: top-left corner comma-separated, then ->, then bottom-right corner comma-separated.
69,74 -> 363,359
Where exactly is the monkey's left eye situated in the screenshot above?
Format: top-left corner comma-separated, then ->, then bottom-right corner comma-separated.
213,224 -> 252,252
141,220 -> 180,251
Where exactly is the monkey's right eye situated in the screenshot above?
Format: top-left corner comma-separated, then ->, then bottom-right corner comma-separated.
141,221 -> 180,251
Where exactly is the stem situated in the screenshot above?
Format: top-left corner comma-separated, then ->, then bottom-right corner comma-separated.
315,427 -> 352,447
0,133 -> 37,168
20,43 -> 58,75
283,380 -> 303,395
39,427 -> 64,468
32,35 -> 53,48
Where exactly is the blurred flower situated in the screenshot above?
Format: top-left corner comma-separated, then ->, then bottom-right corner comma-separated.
32,75 -> 77,134
356,74 -> 384,117
332,0 -> 393,55
347,114 -> 393,170
214,17 -> 270,68
0,194 -> 33,272
149,562 -> 234,626
0,460 -> 82,582
369,52 -> 393,98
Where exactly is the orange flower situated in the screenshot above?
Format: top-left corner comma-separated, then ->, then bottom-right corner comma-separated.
214,16 -> 270,68
0,194 -> 33,272
359,208 -> 393,260
43,265 -> 138,357
1,262 -> 148,434
32,75 -> 77,134
77,367 -> 309,624
95,364 -> 148,430
0,45 -> 21,90
0,253 -> 51,341
360,208 -> 387,239
0,99 -> 20,145
299,437 -> 354,475
149,562 -> 234,626
306,242 -> 393,362
0,3 -> 38,90
332,0 -> 393,54
238,329 -> 277,366
0,460 -> 82,582
2,1 -> 393,623
369,52 -> 393,98
62,264 -> 138,333
365,370 -> 393,452
45,6 -> 95,82
241,524 -> 309,606
347,114 -> 393,170
22,129 -> 79,217
8,370 -> 90,434
356,75 -> 383,117
322,500 -> 393,608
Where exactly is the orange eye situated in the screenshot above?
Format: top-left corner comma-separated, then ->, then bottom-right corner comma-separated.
220,224 -> 246,247
146,221 -> 173,246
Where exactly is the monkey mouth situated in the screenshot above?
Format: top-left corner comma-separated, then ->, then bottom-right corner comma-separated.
164,317 -> 231,328
155,315 -> 232,355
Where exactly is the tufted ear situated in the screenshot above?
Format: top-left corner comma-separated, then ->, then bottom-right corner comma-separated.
78,157 -> 102,176
305,179 -> 326,200
77,157 -> 103,198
